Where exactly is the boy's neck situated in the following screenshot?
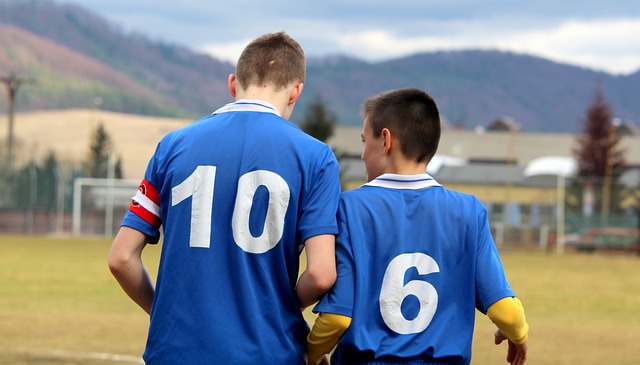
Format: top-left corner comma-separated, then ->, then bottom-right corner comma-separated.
236,84 -> 293,118
384,155 -> 428,176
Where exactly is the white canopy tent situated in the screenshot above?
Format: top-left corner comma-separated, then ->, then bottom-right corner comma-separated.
523,156 -> 577,178
427,154 -> 466,175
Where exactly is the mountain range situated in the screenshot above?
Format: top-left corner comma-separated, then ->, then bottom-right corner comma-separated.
1,0 -> 639,132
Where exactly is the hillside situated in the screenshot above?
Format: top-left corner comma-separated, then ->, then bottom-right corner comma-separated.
9,109 -> 639,182
0,0 -> 233,118
304,52 -> 640,131
0,23 -> 184,116
1,0 -> 639,132
6,109 -> 190,180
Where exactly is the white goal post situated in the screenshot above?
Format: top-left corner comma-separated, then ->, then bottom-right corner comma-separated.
72,177 -> 140,236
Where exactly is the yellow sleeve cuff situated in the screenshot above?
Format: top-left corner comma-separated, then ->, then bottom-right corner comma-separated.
306,313 -> 351,365
486,297 -> 529,345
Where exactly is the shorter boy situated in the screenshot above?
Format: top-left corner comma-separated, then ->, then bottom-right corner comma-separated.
306,88 -> 528,365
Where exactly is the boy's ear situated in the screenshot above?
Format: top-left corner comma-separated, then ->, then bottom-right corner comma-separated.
288,82 -> 304,105
382,128 -> 393,154
228,74 -> 237,97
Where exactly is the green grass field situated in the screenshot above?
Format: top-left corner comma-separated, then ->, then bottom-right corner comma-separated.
1,235 -> 639,364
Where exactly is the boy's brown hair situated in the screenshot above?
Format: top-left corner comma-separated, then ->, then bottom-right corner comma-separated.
362,88 -> 441,163
235,32 -> 306,90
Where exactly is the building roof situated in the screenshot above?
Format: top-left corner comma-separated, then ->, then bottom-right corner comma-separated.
486,117 -> 521,132
330,126 -> 640,188
434,163 -> 525,185
329,126 -> 640,166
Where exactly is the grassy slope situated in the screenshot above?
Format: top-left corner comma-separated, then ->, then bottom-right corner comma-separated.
0,24 -> 188,118
7,109 -> 191,180
0,236 -> 638,364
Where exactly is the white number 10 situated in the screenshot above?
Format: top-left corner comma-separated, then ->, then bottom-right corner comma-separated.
171,166 -> 290,253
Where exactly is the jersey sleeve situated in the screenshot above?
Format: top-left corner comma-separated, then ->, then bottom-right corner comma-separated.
486,296 -> 529,344
313,198 -> 355,317
475,203 -> 516,313
298,146 -> 341,243
306,313 -> 352,364
120,145 -> 163,244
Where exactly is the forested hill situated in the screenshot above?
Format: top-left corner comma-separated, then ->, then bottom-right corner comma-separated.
0,0 -> 233,118
306,53 -> 639,132
1,0 -> 639,132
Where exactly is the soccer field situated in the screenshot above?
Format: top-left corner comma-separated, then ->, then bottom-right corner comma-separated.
0,235 -> 638,364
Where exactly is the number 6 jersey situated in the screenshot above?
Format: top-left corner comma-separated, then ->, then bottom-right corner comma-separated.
121,100 -> 341,364
314,173 -> 515,365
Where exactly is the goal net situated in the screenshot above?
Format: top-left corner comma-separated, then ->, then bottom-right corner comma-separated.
72,177 -> 140,236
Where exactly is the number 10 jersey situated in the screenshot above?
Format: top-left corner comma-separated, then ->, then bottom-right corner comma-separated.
122,100 -> 341,364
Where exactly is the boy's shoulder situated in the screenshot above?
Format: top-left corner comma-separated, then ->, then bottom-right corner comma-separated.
432,185 -> 485,205
341,181 -> 484,206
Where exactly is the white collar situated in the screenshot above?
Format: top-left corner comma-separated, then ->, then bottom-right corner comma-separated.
212,99 -> 280,117
364,173 -> 442,190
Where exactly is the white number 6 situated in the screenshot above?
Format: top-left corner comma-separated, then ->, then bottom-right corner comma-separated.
379,253 -> 440,334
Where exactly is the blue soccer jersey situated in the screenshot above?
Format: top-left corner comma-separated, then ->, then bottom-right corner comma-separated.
121,100 -> 341,364
314,173 -> 515,365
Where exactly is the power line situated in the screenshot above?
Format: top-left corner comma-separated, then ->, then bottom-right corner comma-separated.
1,74 -> 36,172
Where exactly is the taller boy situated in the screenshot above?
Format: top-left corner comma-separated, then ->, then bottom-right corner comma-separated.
108,32 -> 340,364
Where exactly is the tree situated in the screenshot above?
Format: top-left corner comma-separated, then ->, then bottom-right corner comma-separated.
14,151 -> 60,210
39,151 -> 59,210
573,87 -> 625,178
571,86 -> 626,214
113,155 -> 123,178
300,96 -> 336,142
85,122 -> 122,178
298,95 -> 353,189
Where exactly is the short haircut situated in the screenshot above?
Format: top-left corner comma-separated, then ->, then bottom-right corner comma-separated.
362,88 -> 441,163
235,32 -> 306,90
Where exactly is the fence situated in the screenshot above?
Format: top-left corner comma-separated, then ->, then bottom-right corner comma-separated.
0,168 -> 139,236
484,176 -> 639,253
0,171 -> 638,252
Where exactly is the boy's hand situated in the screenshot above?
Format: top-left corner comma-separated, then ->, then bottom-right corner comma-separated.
494,330 -> 527,365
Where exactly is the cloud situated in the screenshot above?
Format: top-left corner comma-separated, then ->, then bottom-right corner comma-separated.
199,42 -> 247,65
495,19 -> 640,74
77,0 -> 640,75
272,17 -> 640,75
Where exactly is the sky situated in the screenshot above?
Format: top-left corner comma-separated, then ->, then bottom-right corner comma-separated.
67,1 -> 640,75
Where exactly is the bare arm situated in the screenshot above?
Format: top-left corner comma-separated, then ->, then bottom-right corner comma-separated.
296,234 -> 337,309
108,226 -> 155,314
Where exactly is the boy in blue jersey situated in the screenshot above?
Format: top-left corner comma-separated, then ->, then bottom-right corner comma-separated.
108,32 -> 340,364
306,88 -> 529,365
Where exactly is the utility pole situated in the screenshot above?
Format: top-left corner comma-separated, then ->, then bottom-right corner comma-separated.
1,74 -> 35,172
601,118 -> 621,226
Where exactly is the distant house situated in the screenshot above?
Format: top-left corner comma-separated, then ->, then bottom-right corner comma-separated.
616,120 -> 638,137
486,116 -> 521,132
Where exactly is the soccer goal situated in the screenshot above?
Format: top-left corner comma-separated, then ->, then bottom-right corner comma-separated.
71,177 -> 140,237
